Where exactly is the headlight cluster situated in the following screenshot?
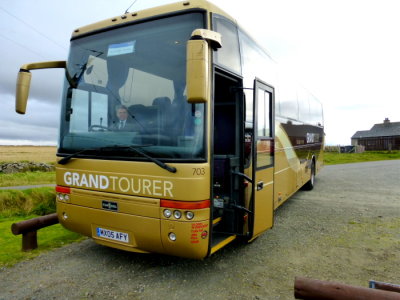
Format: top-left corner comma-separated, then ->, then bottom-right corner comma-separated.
163,209 -> 194,220
56,186 -> 71,202
56,192 -> 70,202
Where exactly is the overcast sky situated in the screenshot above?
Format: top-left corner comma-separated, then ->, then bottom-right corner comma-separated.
1,0 -> 399,145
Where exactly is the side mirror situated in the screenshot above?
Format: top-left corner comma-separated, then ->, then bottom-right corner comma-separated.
15,61 -> 66,114
186,29 -> 221,103
15,71 -> 32,114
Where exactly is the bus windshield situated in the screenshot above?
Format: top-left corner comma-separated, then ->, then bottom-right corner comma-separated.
58,13 -> 205,161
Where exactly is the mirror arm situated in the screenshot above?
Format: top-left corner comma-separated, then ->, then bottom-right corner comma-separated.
20,61 -> 66,72
15,61 -> 66,114
190,29 -> 222,50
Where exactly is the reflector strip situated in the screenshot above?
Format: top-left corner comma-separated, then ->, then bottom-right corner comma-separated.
56,185 -> 71,194
160,199 -> 210,209
212,217 -> 222,225
210,235 -> 236,255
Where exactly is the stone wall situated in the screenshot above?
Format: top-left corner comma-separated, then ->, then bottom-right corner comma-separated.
0,162 -> 54,174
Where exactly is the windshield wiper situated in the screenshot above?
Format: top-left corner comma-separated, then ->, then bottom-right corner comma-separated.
58,147 -> 99,165
66,62 -> 87,88
116,145 -> 177,173
58,145 -> 177,173
66,48 -> 103,88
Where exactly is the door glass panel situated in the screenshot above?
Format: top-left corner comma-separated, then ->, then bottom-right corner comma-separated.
256,86 -> 273,169
256,139 -> 273,168
257,89 -> 265,136
264,91 -> 271,137
257,89 -> 271,137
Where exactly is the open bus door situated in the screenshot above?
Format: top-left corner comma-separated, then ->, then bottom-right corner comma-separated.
210,70 -> 246,253
250,80 -> 275,239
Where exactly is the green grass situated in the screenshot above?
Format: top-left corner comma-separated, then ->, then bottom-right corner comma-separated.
0,187 -> 84,268
324,151 -> 400,165
0,187 -> 56,218
0,216 -> 84,267
0,171 -> 55,187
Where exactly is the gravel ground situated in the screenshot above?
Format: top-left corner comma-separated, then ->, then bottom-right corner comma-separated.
1,160 -> 399,300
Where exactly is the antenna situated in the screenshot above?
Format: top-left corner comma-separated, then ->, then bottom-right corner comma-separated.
125,0 -> 139,14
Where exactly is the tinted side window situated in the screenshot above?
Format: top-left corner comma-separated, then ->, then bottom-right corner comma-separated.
309,96 -> 323,126
278,78 -> 298,120
239,30 -> 277,125
212,14 -> 241,75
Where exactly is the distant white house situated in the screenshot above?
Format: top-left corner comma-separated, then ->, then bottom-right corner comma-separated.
351,118 -> 400,150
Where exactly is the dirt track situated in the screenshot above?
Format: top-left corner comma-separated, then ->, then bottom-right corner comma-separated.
1,160 -> 399,299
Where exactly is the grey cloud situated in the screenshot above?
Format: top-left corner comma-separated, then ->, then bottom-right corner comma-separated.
0,66 -> 65,105
1,94 -> 59,144
0,120 -> 57,143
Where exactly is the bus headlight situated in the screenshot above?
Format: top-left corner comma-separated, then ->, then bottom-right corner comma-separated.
57,193 -> 70,202
185,211 -> 194,220
173,210 -> 182,219
163,209 -> 172,218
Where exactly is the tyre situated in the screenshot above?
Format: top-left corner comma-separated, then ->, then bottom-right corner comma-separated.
302,160 -> 315,191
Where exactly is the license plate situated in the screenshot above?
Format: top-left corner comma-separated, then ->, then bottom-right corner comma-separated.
96,227 -> 129,243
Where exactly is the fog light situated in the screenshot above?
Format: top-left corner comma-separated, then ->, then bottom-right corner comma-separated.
62,212 -> 68,220
173,210 -> 182,219
185,211 -> 194,220
163,209 -> 172,218
168,232 -> 176,241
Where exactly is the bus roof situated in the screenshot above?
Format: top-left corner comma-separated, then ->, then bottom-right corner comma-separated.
71,0 -> 234,39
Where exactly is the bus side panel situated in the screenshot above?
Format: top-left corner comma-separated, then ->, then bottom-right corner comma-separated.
274,121 -> 324,208
316,138 -> 324,173
274,123 -> 299,209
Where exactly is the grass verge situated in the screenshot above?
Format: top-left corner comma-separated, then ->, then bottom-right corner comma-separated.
324,151 -> 400,165
0,171 -> 55,187
0,216 -> 84,268
0,187 -> 56,217
0,187 -> 84,268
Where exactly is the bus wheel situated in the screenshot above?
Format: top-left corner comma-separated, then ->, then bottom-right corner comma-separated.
302,161 -> 315,191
